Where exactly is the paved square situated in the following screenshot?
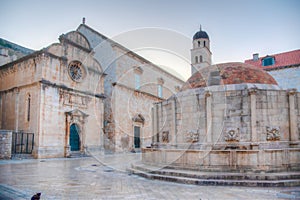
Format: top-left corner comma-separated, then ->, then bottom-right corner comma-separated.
0,154 -> 299,199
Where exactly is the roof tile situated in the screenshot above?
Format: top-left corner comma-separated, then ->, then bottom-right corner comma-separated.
244,49 -> 300,70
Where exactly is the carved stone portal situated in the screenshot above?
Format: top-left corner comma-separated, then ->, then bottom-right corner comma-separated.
186,130 -> 199,143
65,109 -> 89,157
266,126 -> 280,141
224,128 -> 239,142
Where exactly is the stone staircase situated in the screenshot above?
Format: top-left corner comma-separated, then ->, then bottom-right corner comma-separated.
128,163 -> 300,187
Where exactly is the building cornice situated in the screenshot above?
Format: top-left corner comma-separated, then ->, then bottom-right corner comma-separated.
0,50 -> 63,71
112,82 -> 164,101
40,79 -> 106,99
0,79 -> 106,99
264,64 -> 300,71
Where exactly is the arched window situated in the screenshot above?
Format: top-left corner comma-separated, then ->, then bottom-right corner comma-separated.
203,41 -> 206,47
26,94 -> 31,122
195,56 -> 198,63
199,55 -> 203,63
135,74 -> 140,89
134,66 -> 143,90
157,78 -> 164,98
158,85 -> 163,98
198,41 -> 200,47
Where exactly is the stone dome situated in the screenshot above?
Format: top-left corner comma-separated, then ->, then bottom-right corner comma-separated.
181,62 -> 278,91
193,30 -> 209,40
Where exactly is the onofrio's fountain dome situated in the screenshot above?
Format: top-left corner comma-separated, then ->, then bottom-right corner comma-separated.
182,62 -> 278,91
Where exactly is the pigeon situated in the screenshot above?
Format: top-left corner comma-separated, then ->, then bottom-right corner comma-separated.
31,192 -> 41,200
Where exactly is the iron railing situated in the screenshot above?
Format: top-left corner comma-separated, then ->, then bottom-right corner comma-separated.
11,132 -> 34,154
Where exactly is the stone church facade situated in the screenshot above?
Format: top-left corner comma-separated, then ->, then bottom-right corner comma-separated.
77,24 -> 184,152
0,22 -> 184,158
0,31 -> 105,158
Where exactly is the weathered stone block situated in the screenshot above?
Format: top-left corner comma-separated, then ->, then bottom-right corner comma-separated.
0,131 -> 12,159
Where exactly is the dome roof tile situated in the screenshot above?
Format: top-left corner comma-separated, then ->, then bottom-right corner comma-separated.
181,62 -> 278,91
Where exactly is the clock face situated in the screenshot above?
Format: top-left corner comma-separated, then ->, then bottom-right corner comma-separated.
68,61 -> 85,82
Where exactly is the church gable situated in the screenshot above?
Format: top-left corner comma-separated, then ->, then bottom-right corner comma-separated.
60,31 -> 91,51
46,31 -> 92,57
44,30 -> 103,88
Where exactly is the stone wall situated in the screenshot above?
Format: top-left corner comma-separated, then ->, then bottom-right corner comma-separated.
35,80 -> 104,158
0,130 -> 12,159
153,84 -> 299,149
142,148 -> 300,172
112,84 -> 161,152
255,90 -> 290,141
148,83 -> 300,171
268,67 -> 300,91
0,85 -> 39,133
114,46 -> 183,99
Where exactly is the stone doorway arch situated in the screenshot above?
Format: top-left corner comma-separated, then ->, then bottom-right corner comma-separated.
65,109 -> 88,157
70,123 -> 80,151
132,114 -> 145,150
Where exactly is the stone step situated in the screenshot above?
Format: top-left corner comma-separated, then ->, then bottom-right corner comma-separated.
128,164 -> 300,187
11,154 -> 34,160
131,164 -> 300,181
69,151 -> 89,158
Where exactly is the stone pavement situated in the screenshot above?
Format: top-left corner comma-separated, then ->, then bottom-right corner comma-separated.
0,153 -> 299,200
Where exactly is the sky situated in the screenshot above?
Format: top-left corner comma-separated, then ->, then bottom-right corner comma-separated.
1,0 -> 299,80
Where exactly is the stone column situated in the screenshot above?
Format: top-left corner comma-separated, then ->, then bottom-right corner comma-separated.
153,104 -> 158,144
288,89 -> 298,142
151,107 -> 155,144
82,117 -> 88,154
171,98 -> 177,145
14,88 -> 20,132
205,91 -> 212,143
65,115 -> 71,157
157,103 -> 161,143
248,88 -> 258,146
100,100 -> 105,151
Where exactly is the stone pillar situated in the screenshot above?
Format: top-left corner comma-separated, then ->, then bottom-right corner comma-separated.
100,100 -> 105,151
205,91 -> 212,143
229,150 -> 237,170
82,117 -> 88,154
171,98 -> 177,145
151,107 -> 154,144
65,115 -> 71,157
157,103 -> 161,143
0,131 -> 12,159
153,104 -> 158,144
14,88 -> 20,132
248,88 -> 258,143
288,89 -> 298,142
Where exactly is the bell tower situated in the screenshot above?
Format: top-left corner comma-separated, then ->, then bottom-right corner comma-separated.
191,26 -> 212,75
